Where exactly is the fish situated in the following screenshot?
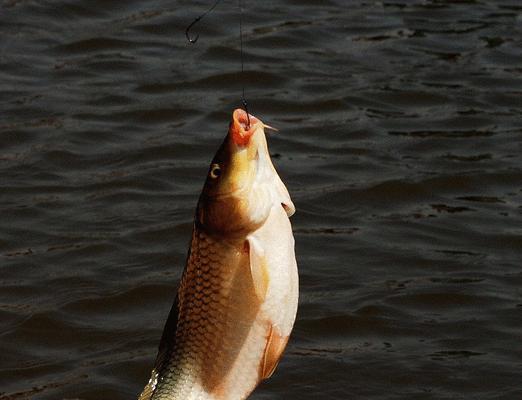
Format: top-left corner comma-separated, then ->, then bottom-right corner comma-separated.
138,108 -> 299,400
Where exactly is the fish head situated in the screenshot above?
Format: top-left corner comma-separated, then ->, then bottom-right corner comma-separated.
197,108 -> 295,236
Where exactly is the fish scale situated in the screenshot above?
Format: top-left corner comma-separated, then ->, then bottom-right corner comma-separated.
147,228 -> 262,400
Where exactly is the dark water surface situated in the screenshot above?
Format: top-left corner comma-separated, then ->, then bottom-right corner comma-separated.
1,0 -> 522,399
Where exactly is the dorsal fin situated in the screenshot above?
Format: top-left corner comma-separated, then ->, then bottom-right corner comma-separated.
138,287 -> 180,399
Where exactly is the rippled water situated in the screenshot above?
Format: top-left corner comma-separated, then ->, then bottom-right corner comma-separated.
1,0 -> 522,399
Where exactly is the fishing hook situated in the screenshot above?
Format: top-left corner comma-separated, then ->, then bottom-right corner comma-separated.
242,98 -> 251,129
185,0 -> 224,44
185,0 -> 251,129
185,17 -> 201,43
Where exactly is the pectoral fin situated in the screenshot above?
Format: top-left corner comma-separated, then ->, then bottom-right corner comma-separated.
260,324 -> 290,380
247,236 -> 269,301
275,175 -> 295,217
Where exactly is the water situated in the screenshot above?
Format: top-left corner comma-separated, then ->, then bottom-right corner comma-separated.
1,0 -> 521,399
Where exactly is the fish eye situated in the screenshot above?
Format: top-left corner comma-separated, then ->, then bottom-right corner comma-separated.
209,163 -> 221,179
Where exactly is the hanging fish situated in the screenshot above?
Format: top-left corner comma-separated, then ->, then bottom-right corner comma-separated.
138,109 -> 299,400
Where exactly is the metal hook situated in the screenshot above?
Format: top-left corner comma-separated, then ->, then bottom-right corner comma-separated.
185,0 -> 224,44
242,98 -> 251,130
185,16 -> 201,43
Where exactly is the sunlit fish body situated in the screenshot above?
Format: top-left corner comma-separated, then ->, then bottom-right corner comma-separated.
139,109 -> 298,400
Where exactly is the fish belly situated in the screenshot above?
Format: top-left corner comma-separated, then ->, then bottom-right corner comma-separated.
144,205 -> 297,400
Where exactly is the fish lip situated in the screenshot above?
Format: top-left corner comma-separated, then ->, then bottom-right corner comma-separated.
229,108 -> 260,146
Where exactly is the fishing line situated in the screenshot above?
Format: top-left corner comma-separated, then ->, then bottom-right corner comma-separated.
185,0 -> 251,129
238,0 -> 251,129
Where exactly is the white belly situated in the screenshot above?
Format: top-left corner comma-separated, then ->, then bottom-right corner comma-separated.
250,204 -> 299,338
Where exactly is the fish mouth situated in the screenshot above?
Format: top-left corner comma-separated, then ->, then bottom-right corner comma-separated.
205,109 -> 265,198
229,108 -> 260,146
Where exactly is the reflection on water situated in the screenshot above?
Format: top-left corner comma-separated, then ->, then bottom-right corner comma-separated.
1,0 -> 521,399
